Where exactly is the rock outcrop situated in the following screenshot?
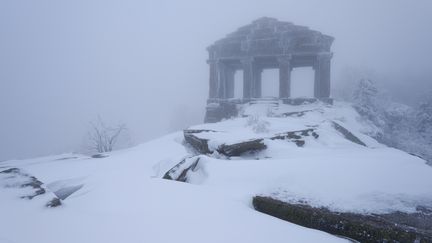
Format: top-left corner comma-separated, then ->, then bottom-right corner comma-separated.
270,128 -> 319,147
331,121 -> 366,147
253,196 -> 432,243
0,167 -> 62,207
184,128 -> 319,157
218,139 -> 267,157
184,130 -> 214,154
162,156 -> 201,182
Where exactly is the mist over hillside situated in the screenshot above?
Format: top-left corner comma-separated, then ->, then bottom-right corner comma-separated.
1,1 -> 432,242
1,0 -> 431,161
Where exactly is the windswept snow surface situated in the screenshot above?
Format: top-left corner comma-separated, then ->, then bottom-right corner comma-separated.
1,101 -> 431,243
0,136 -> 343,243
187,102 -> 432,214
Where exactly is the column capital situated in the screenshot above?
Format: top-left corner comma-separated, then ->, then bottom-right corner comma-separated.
208,58 -> 228,65
277,55 -> 292,65
316,52 -> 333,61
240,57 -> 255,65
314,53 -> 332,70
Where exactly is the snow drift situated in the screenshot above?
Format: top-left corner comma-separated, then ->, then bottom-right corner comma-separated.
1,101 -> 431,243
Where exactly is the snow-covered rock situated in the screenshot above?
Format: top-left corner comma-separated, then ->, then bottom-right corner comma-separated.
1,101 -> 431,243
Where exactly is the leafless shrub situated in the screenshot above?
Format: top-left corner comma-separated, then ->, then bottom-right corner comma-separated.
87,116 -> 127,153
246,115 -> 270,133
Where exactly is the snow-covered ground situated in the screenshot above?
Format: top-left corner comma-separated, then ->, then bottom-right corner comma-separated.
1,101 -> 431,243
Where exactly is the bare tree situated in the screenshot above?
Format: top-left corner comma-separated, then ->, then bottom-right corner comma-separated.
87,116 -> 127,153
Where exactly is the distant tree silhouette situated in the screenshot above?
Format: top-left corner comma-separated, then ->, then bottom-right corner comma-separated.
87,116 -> 127,153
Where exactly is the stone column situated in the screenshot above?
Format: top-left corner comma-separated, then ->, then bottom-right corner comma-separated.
314,53 -> 332,98
320,54 -> 332,98
207,59 -> 218,99
216,61 -> 227,99
252,67 -> 262,98
278,55 -> 292,99
313,61 -> 320,98
225,67 -> 235,98
241,57 -> 254,100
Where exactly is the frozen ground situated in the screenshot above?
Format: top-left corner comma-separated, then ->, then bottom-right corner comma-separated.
1,101 -> 431,243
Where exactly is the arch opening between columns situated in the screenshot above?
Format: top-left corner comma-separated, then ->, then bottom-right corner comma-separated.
261,68 -> 279,98
233,70 -> 243,99
291,67 -> 315,98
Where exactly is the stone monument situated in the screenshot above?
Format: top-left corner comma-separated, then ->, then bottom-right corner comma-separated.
205,17 -> 334,122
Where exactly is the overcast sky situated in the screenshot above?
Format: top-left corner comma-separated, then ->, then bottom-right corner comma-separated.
1,0 -> 431,161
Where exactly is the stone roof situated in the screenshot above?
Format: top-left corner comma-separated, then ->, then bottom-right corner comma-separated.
208,17 -> 334,58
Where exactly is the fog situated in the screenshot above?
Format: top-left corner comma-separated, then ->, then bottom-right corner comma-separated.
1,0 -> 431,161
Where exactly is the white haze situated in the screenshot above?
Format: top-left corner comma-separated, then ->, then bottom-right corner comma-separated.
1,0 -> 431,160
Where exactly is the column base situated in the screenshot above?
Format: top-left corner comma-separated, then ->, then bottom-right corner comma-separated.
281,97 -> 333,105
204,100 -> 239,123
204,97 -> 334,123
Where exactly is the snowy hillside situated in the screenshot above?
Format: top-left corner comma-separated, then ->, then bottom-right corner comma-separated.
1,101 -> 432,243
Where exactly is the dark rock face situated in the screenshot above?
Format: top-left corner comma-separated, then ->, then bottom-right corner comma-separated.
184,128 -> 319,157
163,156 -> 201,182
1,167 -> 46,199
270,129 -> 319,147
21,176 -> 43,189
91,154 -> 108,159
0,167 -> 20,174
55,156 -> 79,161
22,188 -> 46,200
185,129 -> 268,156
218,139 -> 267,157
46,198 -> 62,208
331,121 -> 367,147
1,167 -> 61,207
281,110 -> 314,118
184,130 -> 214,154
253,196 -> 432,243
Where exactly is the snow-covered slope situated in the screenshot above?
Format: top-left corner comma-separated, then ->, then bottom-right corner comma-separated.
185,101 -> 432,214
1,101 -> 431,243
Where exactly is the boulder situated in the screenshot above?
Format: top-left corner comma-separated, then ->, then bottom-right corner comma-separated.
270,128 -> 319,147
46,198 -> 62,208
184,128 -> 319,157
1,167 -> 62,207
281,110 -> 314,117
253,196 -> 432,242
184,129 -> 267,157
183,130 -> 214,154
163,156 -> 200,182
217,139 -> 267,157
331,121 -> 366,147
91,154 -> 108,159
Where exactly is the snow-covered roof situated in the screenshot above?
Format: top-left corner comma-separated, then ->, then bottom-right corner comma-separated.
208,17 -> 334,57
